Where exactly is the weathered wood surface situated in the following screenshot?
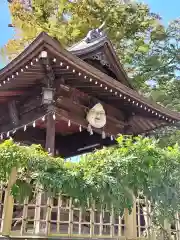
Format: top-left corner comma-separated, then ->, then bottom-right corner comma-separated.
0,184 -> 174,240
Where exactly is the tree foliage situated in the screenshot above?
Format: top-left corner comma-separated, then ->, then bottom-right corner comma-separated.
2,0 -> 180,145
133,19 -> 180,91
1,137 -> 180,223
1,0 -> 180,224
2,1 -> 179,95
7,0 -> 161,46
0,1 -> 165,87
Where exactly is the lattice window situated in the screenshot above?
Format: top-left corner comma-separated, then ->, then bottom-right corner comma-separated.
136,196 -> 180,240
12,196 -> 34,233
1,184 -> 179,239
9,191 -> 126,238
136,196 -> 152,238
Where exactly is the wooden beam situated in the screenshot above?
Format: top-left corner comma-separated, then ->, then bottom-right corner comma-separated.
55,107 -> 121,136
0,92 -> 44,132
0,91 -> 24,97
0,79 -> 126,135
0,105 -> 46,134
56,84 -> 126,121
56,96 -> 125,130
55,85 -> 126,135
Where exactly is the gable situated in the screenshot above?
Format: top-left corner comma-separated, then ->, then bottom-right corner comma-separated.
68,30 -> 133,89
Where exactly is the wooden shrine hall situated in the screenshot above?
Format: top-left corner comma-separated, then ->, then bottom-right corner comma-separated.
0,30 -> 180,158
0,30 -> 180,240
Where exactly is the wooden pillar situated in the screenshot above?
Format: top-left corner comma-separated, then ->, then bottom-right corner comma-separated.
45,111 -> 55,155
124,199 -> 137,239
44,110 -> 55,236
1,167 -> 17,236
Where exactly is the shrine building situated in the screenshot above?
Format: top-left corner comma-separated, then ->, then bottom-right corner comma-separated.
0,30 -> 180,239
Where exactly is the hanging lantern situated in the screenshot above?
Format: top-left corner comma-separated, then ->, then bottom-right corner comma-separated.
42,88 -> 55,105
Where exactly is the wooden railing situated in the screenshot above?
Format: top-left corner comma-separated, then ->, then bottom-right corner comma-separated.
0,170 -> 180,239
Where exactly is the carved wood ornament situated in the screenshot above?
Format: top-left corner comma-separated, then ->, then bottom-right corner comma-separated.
86,103 -> 106,129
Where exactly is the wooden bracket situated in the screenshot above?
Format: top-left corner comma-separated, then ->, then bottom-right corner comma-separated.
39,54 -> 55,88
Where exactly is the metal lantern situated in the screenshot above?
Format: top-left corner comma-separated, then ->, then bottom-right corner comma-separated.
42,87 -> 54,105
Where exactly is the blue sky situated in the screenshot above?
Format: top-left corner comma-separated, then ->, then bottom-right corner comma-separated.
0,0 -> 180,68
140,0 -> 180,24
0,1 -> 14,48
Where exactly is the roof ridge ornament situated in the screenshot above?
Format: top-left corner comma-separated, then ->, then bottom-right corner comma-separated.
85,22 -> 106,43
